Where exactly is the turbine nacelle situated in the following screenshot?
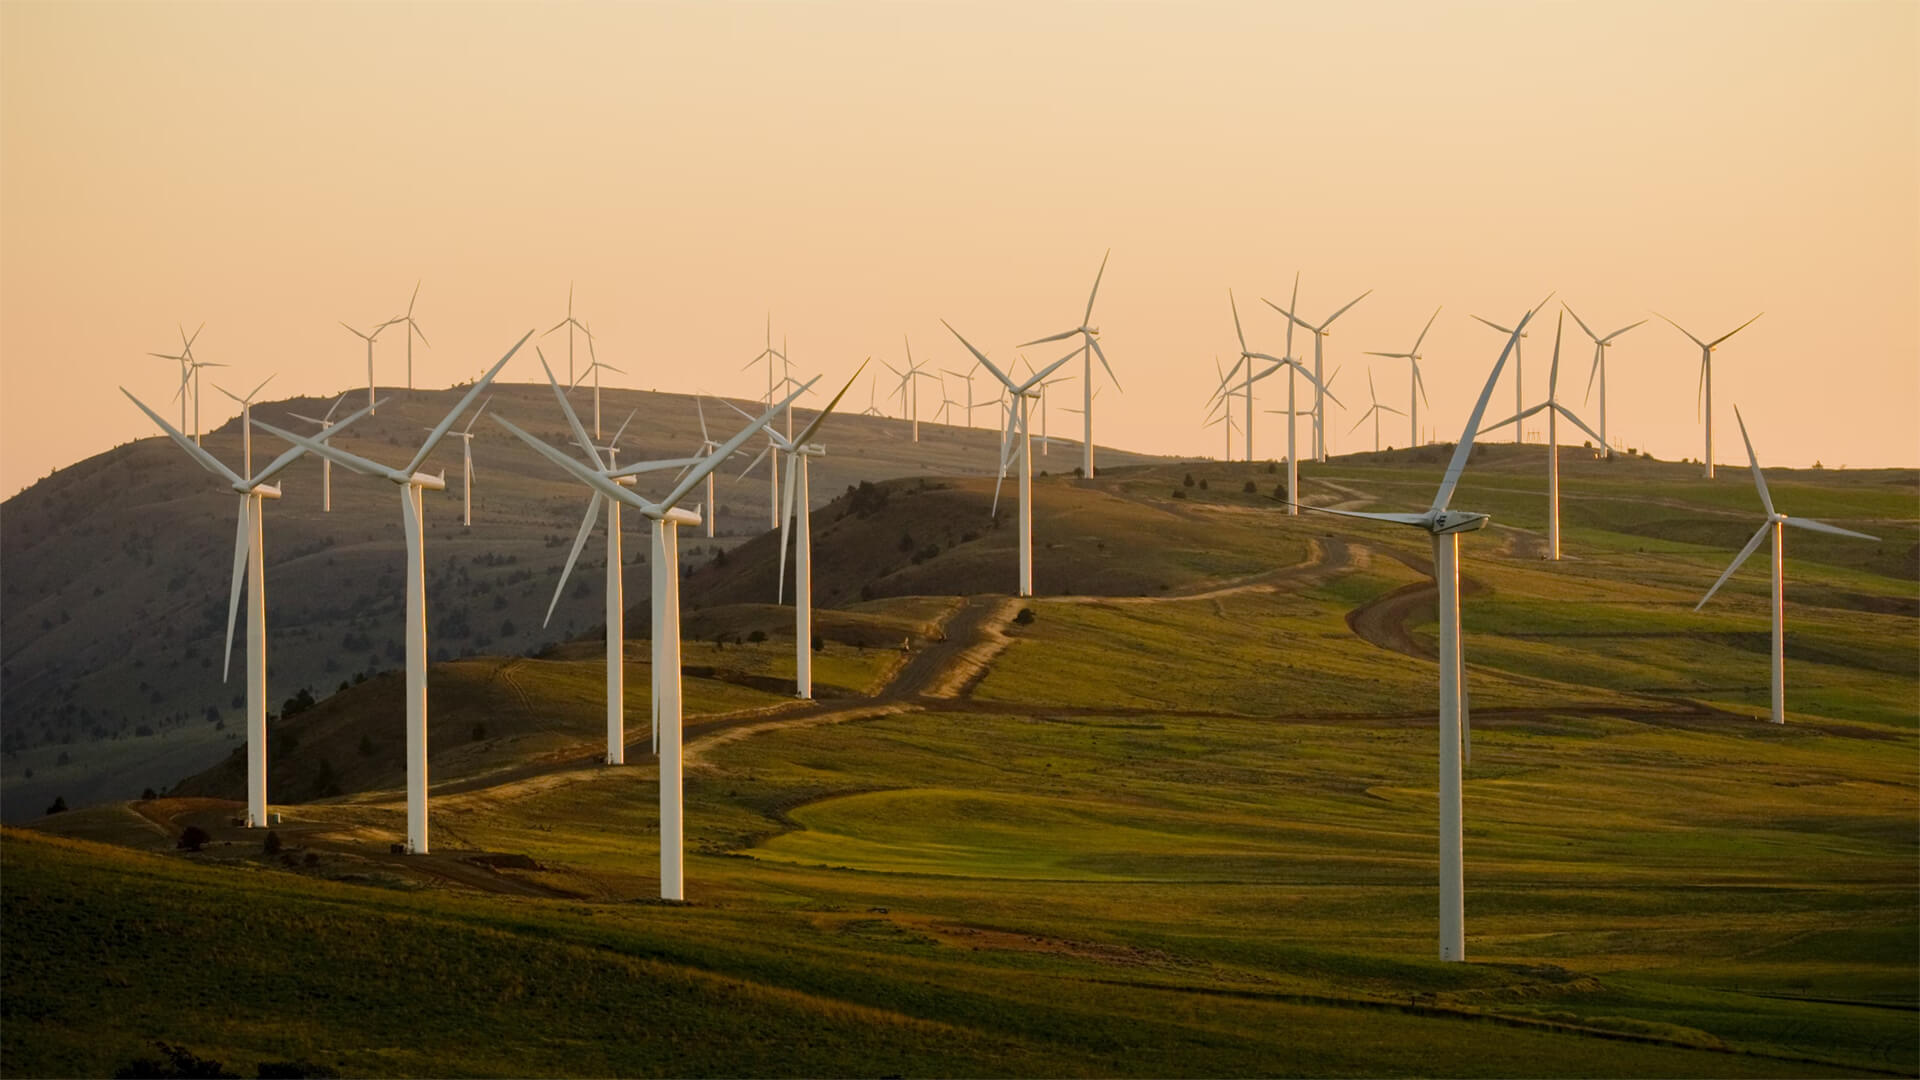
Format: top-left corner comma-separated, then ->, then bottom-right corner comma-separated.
1430,511 -> 1490,535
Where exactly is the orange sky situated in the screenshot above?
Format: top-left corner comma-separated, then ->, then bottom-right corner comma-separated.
3,0 -> 1914,496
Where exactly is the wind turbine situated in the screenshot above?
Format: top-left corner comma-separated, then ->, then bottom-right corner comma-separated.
427,396 -> 492,527
883,336 -> 937,442
397,280 -> 430,393
944,321 -> 1077,597
860,372 -> 885,418
942,362 -> 981,428
564,338 -> 625,440
1019,250 -> 1119,478
148,323 -> 202,433
341,316 -> 401,415
1294,296 -> 1549,962
1364,306 -> 1441,449
1694,408 -> 1877,724
287,394 -> 351,511
543,283 -> 594,388
1655,311 -> 1763,479
1469,312 -> 1531,446
1264,281 -> 1370,462
1561,304 -> 1646,461
253,331 -> 531,854
498,377 -> 814,900
211,374 -> 277,477
732,364 -> 865,698
742,315 -> 788,527
1347,370 -> 1405,453
693,397 -> 722,537
1219,289 -> 1294,462
122,387 -> 377,830
1477,314 -> 1610,560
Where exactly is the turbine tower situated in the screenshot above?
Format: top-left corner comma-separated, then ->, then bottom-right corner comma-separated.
428,396 -> 492,527
1655,311 -> 1763,479
1477,314 -> 1611,559
1347,369 -> 1405,453
543,282 -> 593,388
694,397 -> 722,537
1264,281 -> 1370,462
148,323 -> 204,435
499,379 -> 812,900
254,332 -> 530,854
1364,306 -> 1441,449
742,315 -> 787,527
1695,407 -> 1877,723
123,388 -> 377,830
1561,304 -> 1645,460
1221,290 -> 1291,462
736,364 -> 865,699
1019,250 -> 1119,478
883,336 -> 937,443
563,341 -> 624,440
1296,295 -> 1550,962
945,321 -> 1077,597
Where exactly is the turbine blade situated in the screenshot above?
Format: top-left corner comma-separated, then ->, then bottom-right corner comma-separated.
777,453 -> 799,603
1477,404 -> 1546,437
1783,516 -> 1879,541
1017,329 -> 1079,348
1554,404 -> 1609,451
1412,306 -> 1442,354
1082,248 -> 1110,325
1322,289 -> 1373,328
1434,296 -> 1549,513
1562,301 -> 1600,344
545,496 -> 603,627
792,359 -> 868,449
1583,345 -> 1603,405
494,416 -> 652,513
1088,335 -> 1120,392
222,497 -> 249,683
943,320 -> 1018,390
120,388 -> 246,487
1259,298 -> 1312,331
1731,406 -> 1773,515
1292,503 -> 1435,529
1547,312 -> 1564,397
252,419 -> 399,481
1601,318 -> 1648,342
1695,523 -> 1773,610
736,442 -> 771,481
697,397 -> 711,443
662,376 -> 818,510
463,395 -> 494,434
1230,291 -> 1249,354
1708,313 -> 1763,348
252,397 -> 381,486
538,348 -> 605,465
1654,311 -> 1708,349
608,407 -> 635,448
407,329 -> 533,475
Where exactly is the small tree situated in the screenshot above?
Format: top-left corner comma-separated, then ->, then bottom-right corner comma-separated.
1242,480 -> 1257,494
811,634 -> 825,652
263,830 -> 283,856
112,1042 -> 237,1079
44,795 -> 67,815
471,722 -> 487,742
1014,608 -> 1036,626
1182,472 -> 1195,487
177,825 -> 211,852
747,629 -> 766,644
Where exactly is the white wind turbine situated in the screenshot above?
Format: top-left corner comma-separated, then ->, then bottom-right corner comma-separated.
944,321 -> 1077,597
1477,314 -> 1610,560
1469,312 -> 1532,446
942,361 -> 981,429
211,374 -> 277,477
543,282 -> 594,388
499,377 -> 814,900
564,338 -> 625,440
427,396 -> 491,527
883,336 -> 938,442
1218,289 -> 1295,462
1019,250 -> 1120,477
122,387 -> 378,830
1364,306 -> 1441,449
254,332 -> 531,854
1295,296 -> 1548,962
733,364 -> 865,699
1561,304 -> 1646,460
341,316 -> 402,415
742,316 -> 788,527
1204,356 -> 1241,461
1264,282 -> 1370,462
287,394 -> 351,512
1655,310 -> 1763,479
148,323 -> 203,434
1347,370 -> 1405,453
859,372 -> 885,418
693,397 -> 722,538
1694,407 -> 1877,724
397,280 -> 430,393
1230,276 -> 1335,515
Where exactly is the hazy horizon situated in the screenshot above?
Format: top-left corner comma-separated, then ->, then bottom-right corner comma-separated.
4,0 -> 1914,497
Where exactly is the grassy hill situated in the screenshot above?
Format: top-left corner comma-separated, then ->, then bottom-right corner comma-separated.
0,382 -> 1167,821
8,438 -> 1917,1076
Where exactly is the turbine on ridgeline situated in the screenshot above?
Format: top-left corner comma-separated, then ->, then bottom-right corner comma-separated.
1364,306 -> 1442,449
1477,314 -> 1610,560
1263,280 -> 1370,463
1655,310 -> 1763,479
1019,250 -> 1120,478
1561,303 -> 1646,460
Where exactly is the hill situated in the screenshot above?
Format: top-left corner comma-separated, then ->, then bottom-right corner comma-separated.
0,382 -> 1169,821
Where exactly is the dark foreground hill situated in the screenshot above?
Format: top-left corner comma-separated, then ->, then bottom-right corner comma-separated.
0,381 -> 1168,820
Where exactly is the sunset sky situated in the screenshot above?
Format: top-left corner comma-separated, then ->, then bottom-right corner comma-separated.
3,0 -> 1913,496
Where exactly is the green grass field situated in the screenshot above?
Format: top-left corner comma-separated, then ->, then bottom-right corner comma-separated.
7,448 -> 1916,1077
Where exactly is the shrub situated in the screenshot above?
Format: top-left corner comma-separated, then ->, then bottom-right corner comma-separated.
263,830 -> 283,856
1274,482 -> 1289,502
112,1042 -> 237,1079
256,1061 -> 339,1079
1242,480 -> 1257,493
1182,472 -> 1195,487
1171,488 -> 1187,499
44,795 -> 67,815
142,788 -> 158,801
1266,460 -> 1277,473
811,634 -> 824,652
1198,478 -> 1209,490
747,630 -> 766,644
471,722 -> 487,742
357,734 -> 375,757
177,825 -> 211,852
1014,608 -> 1035,626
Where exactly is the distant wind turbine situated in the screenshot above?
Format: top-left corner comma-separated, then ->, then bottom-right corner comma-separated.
543,282 -> 594,388
287,394 -> 351,511
1477,314 -> 1610,560
1469,312 -> 1530,447
425,396 -> 492,527
123,387 -> 377,830
945,321 -> 1077,597
499,376 -> 814,900
1694,407 -> 1877,724
1295,295 -> 1550,963
397,280 -> 430,393
1020,250 -> 1119,478
1561,304 -> 1646,460
1364,306 -> 1441,449
1348,369 -> 1405,453
741,315 -> 788,527
341,316 -> 402,415
211,374 -> 277,478
1264,281 -> 1370,462
254,332 -> 530,854
1655,310 -> 1763,479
